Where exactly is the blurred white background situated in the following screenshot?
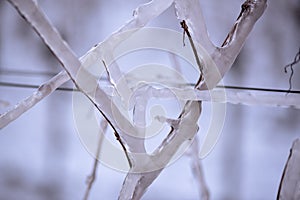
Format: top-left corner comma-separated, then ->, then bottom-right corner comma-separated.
0,0 -> 300,199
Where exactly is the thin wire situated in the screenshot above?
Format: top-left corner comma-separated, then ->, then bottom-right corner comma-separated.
1,81 -> 300,94
216,85 -> 300,94
0,69 -> 58,77
0,81 -> 78,92
0,69 -> 108,81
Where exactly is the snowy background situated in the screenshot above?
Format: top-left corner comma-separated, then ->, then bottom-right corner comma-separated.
0,0 -> 300,199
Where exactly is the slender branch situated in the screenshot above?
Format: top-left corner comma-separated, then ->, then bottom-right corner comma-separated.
102,60 -> 138,166
83,120 -> 107,200
113,130 -> 132,168
180,20 -> 204,89
284,47 -> 300,93
131,88 -> 148,153
277,138 -> 300,200
174,0 -> 215,54
188,138 -> 209,200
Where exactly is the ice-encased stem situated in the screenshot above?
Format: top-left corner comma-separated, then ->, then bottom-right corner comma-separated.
189,138 -> 210,200
175,0 -> 267,90
277,139 -> 300,200
0,71 -> 69,128
119,100 -> 202,200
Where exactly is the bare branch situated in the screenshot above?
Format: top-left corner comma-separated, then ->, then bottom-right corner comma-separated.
284,47 -> 300,93
83,120 -> 107,200
174,0 -> 215,54
180,20 -> 204,89
277,138 -> 300,200
188,138 -> 210,200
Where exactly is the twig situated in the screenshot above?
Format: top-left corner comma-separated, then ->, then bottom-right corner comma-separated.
188,138 -> 210,200
180,20 -> 204,89
83,120 -> 107,200
114,131 -> 132,168
102,60 -> 132,167
102,60 -> 113,86
284,47 -> 300,93
174,0 -> 215,54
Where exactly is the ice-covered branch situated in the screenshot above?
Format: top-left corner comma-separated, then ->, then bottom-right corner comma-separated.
120,0 -> 174,31
120,0 -> 268,198
188,138 -> 209,200
174,0 -> 215,54
88,0 -> 174,102
210,0 -> 267,88
6,0 -> 157,160
131,89 -> 148,153
277,138 -> 300,200
129,83 -> 300,109
218,0 -> 267,74
0,71 -> 69,128
175,0 -> 267,90
119,101 -> 202,200
2,0 -> 175,131
7,0 -> 80,78
119,50 -> 202,199
6,0 -> 270,199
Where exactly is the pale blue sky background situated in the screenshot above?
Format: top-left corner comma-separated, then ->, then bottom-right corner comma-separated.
0,0 -> 300,199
